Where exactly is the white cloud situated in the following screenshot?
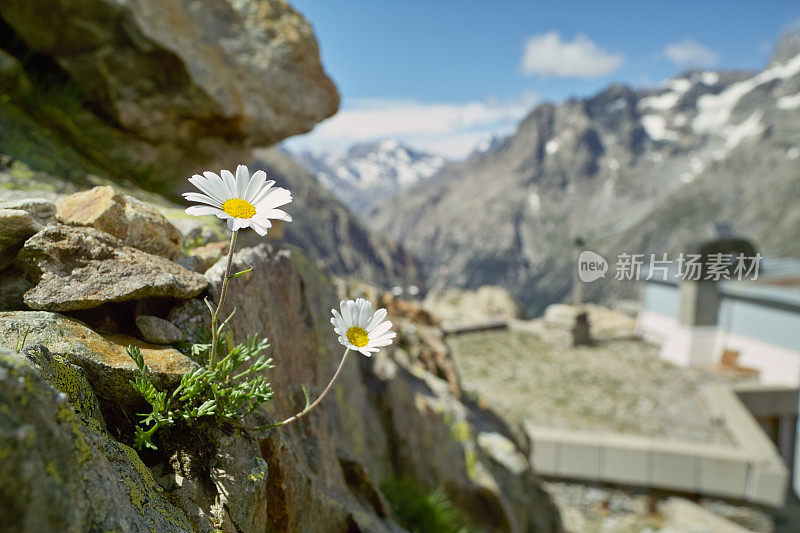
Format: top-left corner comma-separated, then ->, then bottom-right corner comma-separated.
520,32 -> 624,78
285,93 -> 538,159
664,39 -> 719,68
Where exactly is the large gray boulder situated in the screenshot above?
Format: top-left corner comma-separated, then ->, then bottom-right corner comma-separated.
17,225 -> 206,311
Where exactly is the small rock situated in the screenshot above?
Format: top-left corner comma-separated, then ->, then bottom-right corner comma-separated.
17,225 -> 207,312
168,299 -> 211,347
0,198 -> 56,225
0,311 -> 197,409
136,315 -> 184,344
0,208 -> 39,270
56,186 -> 183,259
189,241 -> 228,273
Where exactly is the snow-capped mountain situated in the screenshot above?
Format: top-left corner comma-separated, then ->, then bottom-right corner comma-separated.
294,139 -> 446,214
369,32 -> 800,315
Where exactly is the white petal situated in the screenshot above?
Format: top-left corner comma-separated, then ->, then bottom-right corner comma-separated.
366,308 -> 387,330
189,175 -> 226,203
251,214 -> 273,229
332,309 -> 344,330
344,300 -> 357,326
202,172 -> 230,200
244,171 -> 268,202
356,299 -> 372,326
358,347 -> 372,357
255,206 -> 292,222
220,170 -> 238,198
183,192 -> 222,207
368,321 -> 393,338
235,165 -> 250,198
249,220 -> 270,236
249,180 -> 275,204
256,187 -> 292,209
368,333 -> 396,347
337,301 -> 349,327
185,205 -> 222,217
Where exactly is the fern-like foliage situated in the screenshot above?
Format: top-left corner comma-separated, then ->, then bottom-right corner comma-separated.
127,334 -> 274,450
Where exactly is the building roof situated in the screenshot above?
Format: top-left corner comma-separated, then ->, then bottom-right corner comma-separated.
644,257 -> 800,312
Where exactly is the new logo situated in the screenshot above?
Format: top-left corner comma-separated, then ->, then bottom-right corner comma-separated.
578,251 -> 608,282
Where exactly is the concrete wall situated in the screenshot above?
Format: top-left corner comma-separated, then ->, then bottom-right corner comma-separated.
526,384 -> 788,507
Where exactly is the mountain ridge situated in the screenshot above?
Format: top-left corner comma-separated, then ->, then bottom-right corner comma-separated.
293,139 -> 446,214
369,33 -> 800,315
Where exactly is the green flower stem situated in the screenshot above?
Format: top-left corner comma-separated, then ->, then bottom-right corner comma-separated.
273,348 -> 350,427
209,230 -> 238,369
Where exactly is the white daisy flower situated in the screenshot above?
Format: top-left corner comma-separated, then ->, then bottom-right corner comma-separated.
182,165 -> 292,236
331,298 -> 396,356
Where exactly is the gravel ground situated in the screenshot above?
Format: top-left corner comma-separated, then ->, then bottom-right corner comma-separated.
447,321 -> 735,445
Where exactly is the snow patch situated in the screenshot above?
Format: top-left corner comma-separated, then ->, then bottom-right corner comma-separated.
724,111 -> 764,149
641,115 -> 678,141
700,72 -> 719,85
694,52 -> 800,133
639,77 -> 692,112
545,139 -> 560,155
668,78 -> 692,93
777,92 -> 800,110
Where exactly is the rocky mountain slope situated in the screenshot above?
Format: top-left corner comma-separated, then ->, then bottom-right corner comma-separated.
295,139 -> 446,214
0,188 -> 561,532
370,33 -> 800,315
0,0 -> 421,290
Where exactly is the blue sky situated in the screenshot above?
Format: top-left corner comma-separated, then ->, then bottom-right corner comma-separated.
287,0 -> 800,158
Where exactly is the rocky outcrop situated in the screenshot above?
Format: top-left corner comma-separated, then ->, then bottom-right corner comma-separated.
0,208 -> 39,270
422,286 -> 522,329
0,197 -> 56,225
0,0 -> 338,189
56,186 -> 184,259
0,231 -> 562,531
205,244 -> 562,531
0,347 -> 194,532
18,225 -> 207,311
0,311 -> 196,409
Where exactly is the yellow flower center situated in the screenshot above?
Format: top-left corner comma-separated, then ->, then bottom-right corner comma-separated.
346,326 -> 369,348
222,198 -> 256,219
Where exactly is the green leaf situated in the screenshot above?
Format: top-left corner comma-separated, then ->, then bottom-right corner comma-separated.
203,296 -> 216,316
229,267 -> 253,279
